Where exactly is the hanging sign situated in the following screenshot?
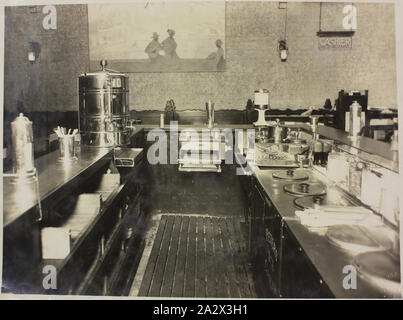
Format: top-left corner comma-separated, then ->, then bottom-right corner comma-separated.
318,37 -> 352,50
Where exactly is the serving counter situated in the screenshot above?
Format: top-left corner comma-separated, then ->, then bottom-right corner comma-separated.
2,145 -> 145,295
3,147 -> 112,227
249,166 -> 400,298
2,122 -> 400,298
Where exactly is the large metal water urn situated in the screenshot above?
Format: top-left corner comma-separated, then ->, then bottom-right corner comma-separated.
78,60 -> 130,147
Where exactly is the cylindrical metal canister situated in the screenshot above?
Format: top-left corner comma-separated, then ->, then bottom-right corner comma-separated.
349,101 -> 362,138
11,113 -> 35,174
78,61 -> 130,147
272,119 -> 286,143
58,135 -> 76,160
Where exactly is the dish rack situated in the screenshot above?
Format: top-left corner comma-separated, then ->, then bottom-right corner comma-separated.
178,135 -> 222,173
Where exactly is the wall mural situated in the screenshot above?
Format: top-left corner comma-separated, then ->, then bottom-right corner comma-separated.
88,1 -> 226,73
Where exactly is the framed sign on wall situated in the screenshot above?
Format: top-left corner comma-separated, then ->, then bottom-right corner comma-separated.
317,2 -> 356,50
88,1 -> 226,73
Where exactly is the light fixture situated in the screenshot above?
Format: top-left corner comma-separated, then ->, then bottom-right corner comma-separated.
278,40 -> 288,62
278,2 -> 288,62
28,41 -> 40,64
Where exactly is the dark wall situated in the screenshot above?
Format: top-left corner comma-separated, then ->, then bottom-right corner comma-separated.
3,2 -> 397,115
4,5 -> 89,114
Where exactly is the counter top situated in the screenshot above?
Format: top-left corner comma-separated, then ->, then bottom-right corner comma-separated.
3,147 -> 113,227
253,166 -> 400,298
132,123 -> 397,172
301,124 -> 398,172
131,123 -> 254,133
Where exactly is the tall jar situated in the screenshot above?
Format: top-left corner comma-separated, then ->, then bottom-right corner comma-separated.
349,101 -> 362,138
348,157 -> 363,199
11,113 -> 35,175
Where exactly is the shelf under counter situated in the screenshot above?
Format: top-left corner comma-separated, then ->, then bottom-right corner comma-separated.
2,146 -> 146,295
38,149 -> 145,295
35,184 -> 139,295
3,146 -> 113,227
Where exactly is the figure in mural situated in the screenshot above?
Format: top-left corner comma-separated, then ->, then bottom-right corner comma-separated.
206,39 -> 225,71
145,32 -> 163,61
88,2 -> 226,72
162,29 -> 180,60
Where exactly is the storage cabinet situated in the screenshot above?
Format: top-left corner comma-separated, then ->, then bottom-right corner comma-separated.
246,175 -> 333,298
281,223 -> 333,298
51,163 -> 146,296
2,209 -> 42,294
262,198 -> 283,297
250,180 -> 282,297
238,173 -> 253,242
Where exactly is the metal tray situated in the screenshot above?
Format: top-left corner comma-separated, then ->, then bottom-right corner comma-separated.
113,148 -> 143,167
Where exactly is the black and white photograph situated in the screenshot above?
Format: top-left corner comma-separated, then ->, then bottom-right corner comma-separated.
1,0 -> 402,301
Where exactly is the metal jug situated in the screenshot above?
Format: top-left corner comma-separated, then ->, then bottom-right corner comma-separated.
11,113 -> 35,175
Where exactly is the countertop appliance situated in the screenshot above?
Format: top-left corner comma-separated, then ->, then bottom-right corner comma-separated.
334,89 -> 368,131
78,60 -> 130,147
254,142 -> 300,168
254,138 -> 309,168
178,133 -> 222,173
253,89 -> 273,127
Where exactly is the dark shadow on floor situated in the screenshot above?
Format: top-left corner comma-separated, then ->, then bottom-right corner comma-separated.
144,164 -> 246,217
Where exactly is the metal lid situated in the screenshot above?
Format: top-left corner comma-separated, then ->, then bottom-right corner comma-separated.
13,113 -> 31,124
254,88 -> 269,93
294,195 -> 351,209
273,169 -> 309,181
283,182 -> 326,196
80,60 -> 127,77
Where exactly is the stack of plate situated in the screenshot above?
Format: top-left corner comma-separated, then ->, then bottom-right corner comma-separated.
283,182 -> 326,197
294,195 -> 351,209
272,169 -> 309,181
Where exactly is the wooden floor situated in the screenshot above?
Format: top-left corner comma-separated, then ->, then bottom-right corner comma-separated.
137,214 -> 256,298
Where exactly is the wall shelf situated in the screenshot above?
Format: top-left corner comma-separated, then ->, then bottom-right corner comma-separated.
317,30 -> 355,37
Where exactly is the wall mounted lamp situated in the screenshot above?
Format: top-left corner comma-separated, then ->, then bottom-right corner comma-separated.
278,40 -> 288,62
28,41 -> 40,64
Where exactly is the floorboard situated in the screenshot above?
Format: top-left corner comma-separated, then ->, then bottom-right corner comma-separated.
138,214 -> 256,298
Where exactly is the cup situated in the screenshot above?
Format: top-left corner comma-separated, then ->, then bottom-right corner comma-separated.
59,135 -> 76,161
